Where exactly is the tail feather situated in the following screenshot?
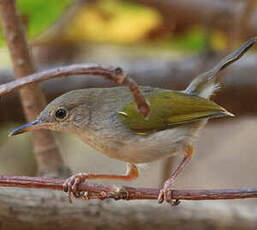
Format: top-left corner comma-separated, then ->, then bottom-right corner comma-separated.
197,83 -> 220,99
185,37 -> 257,98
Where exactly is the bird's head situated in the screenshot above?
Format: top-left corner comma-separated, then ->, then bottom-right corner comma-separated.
9,90 -> 92,136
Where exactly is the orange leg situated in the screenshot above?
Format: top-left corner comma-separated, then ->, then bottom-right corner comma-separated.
63,163 -> 139,202
158,145 -> 194,205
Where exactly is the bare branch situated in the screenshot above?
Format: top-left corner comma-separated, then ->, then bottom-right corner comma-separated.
131,0 -> 257,39
0,175 -> 256,201
0,0 -> 67,177
0,64 -> 150,116
227,0 -> 255,48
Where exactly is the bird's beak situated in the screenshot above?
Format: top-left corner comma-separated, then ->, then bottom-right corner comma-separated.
8,120 -> 49,136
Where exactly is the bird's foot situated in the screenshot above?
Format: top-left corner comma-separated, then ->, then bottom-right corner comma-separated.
158,181 -> 180,206
63,173 -> 89,203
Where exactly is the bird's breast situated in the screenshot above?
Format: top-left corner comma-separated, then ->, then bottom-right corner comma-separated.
77,122 -> 204,164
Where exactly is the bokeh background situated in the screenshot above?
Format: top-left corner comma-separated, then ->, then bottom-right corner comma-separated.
0,0 -> 256,203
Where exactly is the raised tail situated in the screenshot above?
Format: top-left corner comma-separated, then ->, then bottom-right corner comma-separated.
185,37 -> 257,98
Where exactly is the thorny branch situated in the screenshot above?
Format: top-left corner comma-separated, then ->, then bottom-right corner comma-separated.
0,64 -> 150,117
0,176 -> 256,201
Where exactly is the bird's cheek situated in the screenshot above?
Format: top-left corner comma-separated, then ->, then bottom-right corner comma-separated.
45,124 -> 61,132
72,113 -> 89,127
52,121 -> 77,134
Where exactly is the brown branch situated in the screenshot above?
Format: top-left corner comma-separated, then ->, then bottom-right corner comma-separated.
0,175 -> 256,201
0,0 -> 67,177
131,0 -> 257,39
0,64 -> 150,116
227,0 -> 255,48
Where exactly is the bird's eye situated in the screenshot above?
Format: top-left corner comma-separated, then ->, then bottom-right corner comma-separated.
55,108 -> 68,121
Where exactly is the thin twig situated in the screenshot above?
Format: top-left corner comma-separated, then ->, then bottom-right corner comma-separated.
130,0 -> 257,38
0,176 -> 256,201
0,64 -> 150,116
0,0 -> 67,177
228,0 -> 254,49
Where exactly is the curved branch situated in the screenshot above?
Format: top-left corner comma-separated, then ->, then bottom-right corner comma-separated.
0,64 -> 150,117
0,175 -> 256,201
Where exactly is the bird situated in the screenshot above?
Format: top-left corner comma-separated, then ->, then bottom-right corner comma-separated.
9,38 -> 256,204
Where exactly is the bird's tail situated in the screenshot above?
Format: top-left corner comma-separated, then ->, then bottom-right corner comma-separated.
185,37 -> 257,99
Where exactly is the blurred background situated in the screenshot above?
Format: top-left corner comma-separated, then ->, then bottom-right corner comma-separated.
0,0 -> 256,200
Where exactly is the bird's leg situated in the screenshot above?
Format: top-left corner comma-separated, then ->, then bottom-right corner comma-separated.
63,163 -> 138,202
158,145 -> 194,205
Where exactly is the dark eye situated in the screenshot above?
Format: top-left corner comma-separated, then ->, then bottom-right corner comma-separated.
55,108 -> 68,120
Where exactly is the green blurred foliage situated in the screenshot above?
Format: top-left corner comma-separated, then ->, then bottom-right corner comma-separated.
163,27 -> 208,52
0,0 -> 210,53
0,0 -> 72,45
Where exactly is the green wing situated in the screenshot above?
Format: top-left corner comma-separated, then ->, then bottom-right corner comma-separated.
117,91 -> 232,133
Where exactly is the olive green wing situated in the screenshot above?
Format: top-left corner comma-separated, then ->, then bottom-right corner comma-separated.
117,91 -> 233,133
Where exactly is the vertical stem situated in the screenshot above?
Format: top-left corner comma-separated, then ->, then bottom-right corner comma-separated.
227,0 -> 254,49
0,0 -> 69,177
160,157 -> 174,187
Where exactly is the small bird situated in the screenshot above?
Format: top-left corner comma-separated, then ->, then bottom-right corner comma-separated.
9,38 -> 256,204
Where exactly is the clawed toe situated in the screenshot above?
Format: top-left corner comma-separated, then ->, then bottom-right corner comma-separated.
158,188 -> 180,206
157,189 -> 165,203
63,173 -> 88,203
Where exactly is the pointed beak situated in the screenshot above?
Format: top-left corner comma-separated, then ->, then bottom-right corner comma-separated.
8,120 -> 48,136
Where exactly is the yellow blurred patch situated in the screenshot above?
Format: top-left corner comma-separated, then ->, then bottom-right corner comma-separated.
210,31 -> 227,51
65,0 -> 162,44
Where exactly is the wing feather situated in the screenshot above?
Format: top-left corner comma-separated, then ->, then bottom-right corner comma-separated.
118,91 -> 231,132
